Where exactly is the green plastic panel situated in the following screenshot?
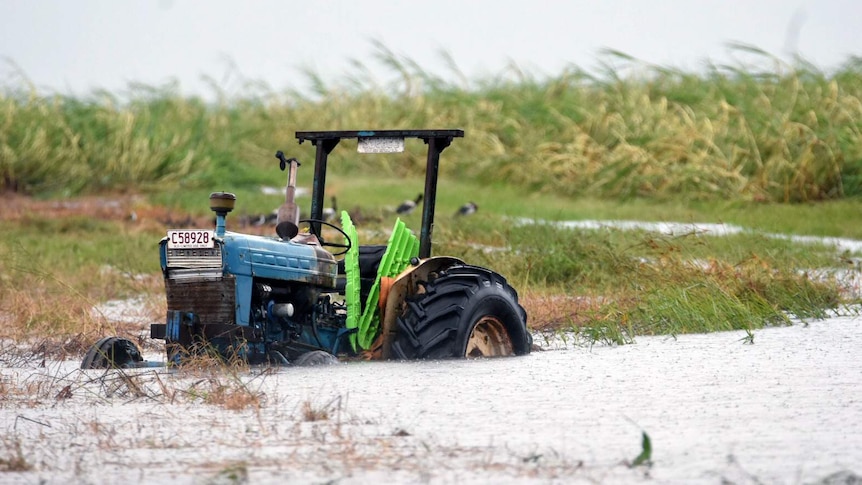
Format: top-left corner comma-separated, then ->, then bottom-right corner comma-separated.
355,218 -> 420,350
340,211 -> 361,350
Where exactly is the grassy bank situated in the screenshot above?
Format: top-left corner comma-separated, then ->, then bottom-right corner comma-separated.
0,187 -> 855,352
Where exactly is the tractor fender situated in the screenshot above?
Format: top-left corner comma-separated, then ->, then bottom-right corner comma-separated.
379,256 -> 464,359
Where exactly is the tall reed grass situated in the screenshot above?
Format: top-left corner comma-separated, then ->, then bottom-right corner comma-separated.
2,46 -> 861,202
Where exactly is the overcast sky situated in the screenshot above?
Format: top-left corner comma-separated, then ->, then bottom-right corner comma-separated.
1,0 -> 860,98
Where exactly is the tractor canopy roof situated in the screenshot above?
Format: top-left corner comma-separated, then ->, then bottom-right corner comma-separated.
296,129 -> 464,258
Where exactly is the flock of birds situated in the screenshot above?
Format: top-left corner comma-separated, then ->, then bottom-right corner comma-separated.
238,193 -> 478,229
395,193 -> 478,217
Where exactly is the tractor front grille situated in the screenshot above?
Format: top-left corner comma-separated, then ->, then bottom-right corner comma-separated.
165,275 -> 236,325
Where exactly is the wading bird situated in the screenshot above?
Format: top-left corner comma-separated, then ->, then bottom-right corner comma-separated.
455,201 -> 478,216
322,196 -> 338,222
396,193 -> 423,215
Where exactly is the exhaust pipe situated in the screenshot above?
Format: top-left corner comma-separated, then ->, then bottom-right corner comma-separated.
274,151 -> 300,239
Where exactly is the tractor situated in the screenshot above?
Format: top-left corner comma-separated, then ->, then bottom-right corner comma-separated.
81,130 -> 532,368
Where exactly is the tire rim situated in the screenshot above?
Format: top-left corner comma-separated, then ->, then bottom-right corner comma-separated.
465,316 -> 514,357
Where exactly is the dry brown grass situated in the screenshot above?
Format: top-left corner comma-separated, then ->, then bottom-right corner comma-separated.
0,195 -> 185,334
1,360 -> 265,412
0,280 -> 162,361
164,347 -> 265,411
0,364 -> 72,408
0,437 -> 32,472
520,290 -> 609,332
300,395 -> 344,422
1,194 -> 167,355
4,193 -> 141,222
301,400 -> 330,422
204,380 -> 263,411
153,370 -> 265,411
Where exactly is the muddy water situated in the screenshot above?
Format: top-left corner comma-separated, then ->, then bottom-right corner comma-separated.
2,314 -> 860,484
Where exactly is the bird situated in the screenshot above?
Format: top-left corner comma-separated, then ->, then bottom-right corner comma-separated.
322,196 -> 338,222
396,193 -> 423,215
455,201 -> 478,217
249,209 -> 278,227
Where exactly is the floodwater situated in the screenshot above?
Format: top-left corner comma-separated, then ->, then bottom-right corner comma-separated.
1,314 -> 860,484
2,220 -> 861,484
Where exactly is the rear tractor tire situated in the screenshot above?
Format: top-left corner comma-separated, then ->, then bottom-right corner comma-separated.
391,265 -> 532,360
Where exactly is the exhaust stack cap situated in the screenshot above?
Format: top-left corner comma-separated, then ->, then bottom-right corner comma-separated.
209,192 -> 236,214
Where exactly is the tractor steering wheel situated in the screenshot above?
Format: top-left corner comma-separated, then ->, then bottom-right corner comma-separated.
299,219 -> 353,256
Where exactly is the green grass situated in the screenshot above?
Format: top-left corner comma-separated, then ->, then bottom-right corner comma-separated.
0,191 -> 854,346
456,218 -> 846,329
2,216 -> 161,279
149,172 -> 862,242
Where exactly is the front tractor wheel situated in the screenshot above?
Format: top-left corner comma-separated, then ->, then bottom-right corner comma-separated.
81,337 -> 144,369
391,265 -> 531,360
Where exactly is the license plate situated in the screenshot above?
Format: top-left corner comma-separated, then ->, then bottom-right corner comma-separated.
166,230 -> 215,249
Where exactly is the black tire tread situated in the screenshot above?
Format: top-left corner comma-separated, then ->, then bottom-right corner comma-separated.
391,265 -> 530,360
81,337 -> 144,369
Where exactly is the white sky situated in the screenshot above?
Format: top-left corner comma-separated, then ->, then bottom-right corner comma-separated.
1,0 -> 860,98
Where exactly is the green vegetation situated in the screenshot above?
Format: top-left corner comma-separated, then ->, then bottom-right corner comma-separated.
630,431 -> 652,468
3,46 -> 862,203
436,213 -> 849,339
1,46 -> 860,349
1,197 -> 853,347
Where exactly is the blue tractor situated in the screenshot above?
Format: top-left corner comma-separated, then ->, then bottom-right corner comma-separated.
82,130 -> 532,368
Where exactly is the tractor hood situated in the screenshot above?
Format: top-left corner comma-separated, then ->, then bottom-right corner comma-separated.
221,232 -> 338,288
